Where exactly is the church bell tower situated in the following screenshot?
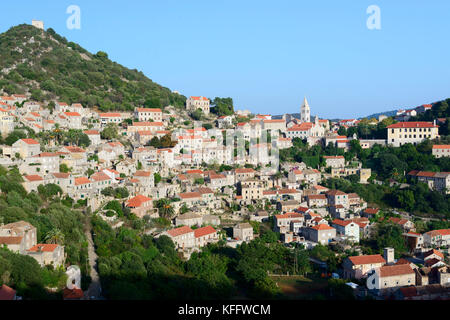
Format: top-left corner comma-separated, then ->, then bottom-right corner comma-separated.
301,97 -> 311,123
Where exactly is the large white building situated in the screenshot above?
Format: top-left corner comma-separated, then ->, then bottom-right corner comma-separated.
186,96 -> 210,115
134,108 -> 163,122
387,122 -> 439,147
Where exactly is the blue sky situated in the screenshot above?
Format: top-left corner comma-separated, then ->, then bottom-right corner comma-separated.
1,1 -> 450,118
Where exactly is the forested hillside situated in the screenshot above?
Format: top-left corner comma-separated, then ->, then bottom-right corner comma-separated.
0,165 -> 90,298
0,24 -> 186,111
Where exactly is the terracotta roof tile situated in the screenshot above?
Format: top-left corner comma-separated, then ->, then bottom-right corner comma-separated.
348,254 -> 386,266
194,226 -> 216,238
24,174 -> 43,182
379,264 -> 414,277
126,195 -> 152,208
27,244 -> 59,252
0,285 -> 16,300
167,226 -> 194,237
20,138 -> 39,145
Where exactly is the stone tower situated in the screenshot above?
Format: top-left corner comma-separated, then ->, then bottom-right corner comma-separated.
383,247 -> 395,265
32,20 -> 44,30
300,97 -> 311,123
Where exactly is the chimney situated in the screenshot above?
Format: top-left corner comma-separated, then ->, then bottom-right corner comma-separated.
383,247 -> 395,265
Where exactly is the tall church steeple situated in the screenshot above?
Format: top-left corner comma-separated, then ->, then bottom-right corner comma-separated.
301,97 -> 311,123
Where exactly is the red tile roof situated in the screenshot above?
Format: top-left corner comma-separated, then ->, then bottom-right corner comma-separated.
190,96 -> 209,101
64,146 -> 85,153
348,254 -> 386,266
235,168 -> 255,174
167,225 -> 194,237
186,169 -> 203,174
307,194 -> 327,200
33,152 -> 58,158
326,190 -> 347,196
126,194 -> 152,208
24,174 -> 43,182
137,108 -> 162,113
100,113 -> 121,117
64,112 -> 81,117
364,208 -> 379,215
132,121 -> 164,126
0,236 -> 23,245
209,173 -> 226,180
194,226 -> 216,238
278,188 -> 300,194
432,145 -> 450,149
311,224 -> 334,231
62,287 -> 84,300
0,285 -> 16,300
179,192 -> 202,199
332,219 -> 355,227
395,258 -> 412,266
90,172 -> 111,182
20,138 -> 39,145
425,229 -> 450,237
197,187 -> 213,194
74,177 -> 91,185
134,170 -> 152,177
424,249 -> 444,260
83,130 -> 99,135
275,212 -> 304,219
287,123 -> 313,131
379,264 -> 414,277
387,122 -> 438,129
52,172 -> 70,179
27,244 -> 59,252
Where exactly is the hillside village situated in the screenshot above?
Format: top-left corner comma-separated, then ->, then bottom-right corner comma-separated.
0,24 -> 450,301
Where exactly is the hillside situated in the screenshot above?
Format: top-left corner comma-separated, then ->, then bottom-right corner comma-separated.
0,24 -> 186,111
362,110 -> 397,120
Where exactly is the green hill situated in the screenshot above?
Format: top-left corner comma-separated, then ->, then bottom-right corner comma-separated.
0,24 -> 186,111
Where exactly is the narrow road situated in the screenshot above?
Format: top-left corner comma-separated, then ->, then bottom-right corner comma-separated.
84,225 -> 104,300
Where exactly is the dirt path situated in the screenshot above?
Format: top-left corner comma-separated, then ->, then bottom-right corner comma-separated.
84,225 -> 104,300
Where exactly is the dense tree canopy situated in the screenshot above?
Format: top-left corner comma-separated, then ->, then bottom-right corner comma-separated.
0,25 -> 186,111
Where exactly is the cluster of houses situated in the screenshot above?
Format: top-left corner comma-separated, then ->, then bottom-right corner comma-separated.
343,246 -> 450,299
1,92 -> 449,300
0,221 -> 65,268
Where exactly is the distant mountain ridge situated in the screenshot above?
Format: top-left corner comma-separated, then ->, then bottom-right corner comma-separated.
273,109 -> 399,121
0,24 -> 186,111
361,110 -> 398,120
